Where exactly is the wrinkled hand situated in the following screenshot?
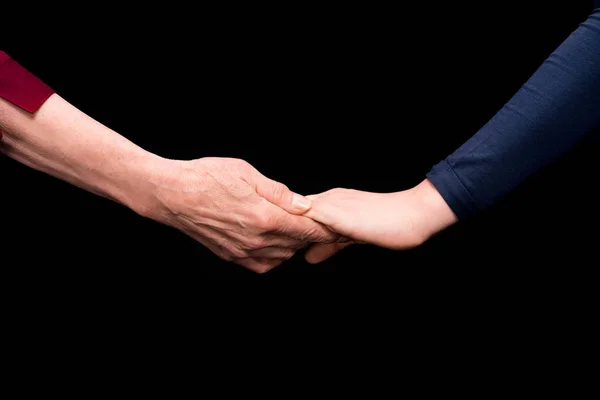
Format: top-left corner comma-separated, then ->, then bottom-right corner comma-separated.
143,157 -> 339,273
302,179 -> 458,263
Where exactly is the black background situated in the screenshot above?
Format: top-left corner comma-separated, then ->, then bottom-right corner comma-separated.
1,2 -> 598,283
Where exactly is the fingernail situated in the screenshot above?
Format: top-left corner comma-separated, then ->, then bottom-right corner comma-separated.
292,193 -> 312,212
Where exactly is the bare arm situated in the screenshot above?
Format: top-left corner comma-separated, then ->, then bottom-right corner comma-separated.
0,53 -> 337,273
0,94 -> 162,214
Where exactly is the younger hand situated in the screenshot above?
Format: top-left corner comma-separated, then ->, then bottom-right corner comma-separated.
302,179 -> 458,263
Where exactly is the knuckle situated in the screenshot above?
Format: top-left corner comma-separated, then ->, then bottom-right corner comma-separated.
255,266 -> 271,274
252,211 -> 275,231
299,225 -> 337,243
232,158 -> 251,170
321,187 -> 353,199
333,187 -> 351,195
260,261 -> 283,273
270,181 -> 289,202
242,260 -> 277,274
259,212 -> 283,232
298,230 -> 313,242
220,253 -> 235,262
323,187 -> 342,195
228,247 -> 249,260
290,241 -> 308,250
298,227 -> 321,242
243,236 -> 267,251
281,249 -> 296,260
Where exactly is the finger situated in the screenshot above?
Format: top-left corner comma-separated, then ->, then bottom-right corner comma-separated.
268,206 -> 340,243
228,231 -> 308,250
252,171 -> 312,214
301,195 -> 338,227
266,236 -> 309,249
247,246 -> 297,260
235,257 -> 283,274
305,242 -> 354,264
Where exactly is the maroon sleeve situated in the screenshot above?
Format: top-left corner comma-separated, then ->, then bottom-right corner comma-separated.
0,51 -> 55,139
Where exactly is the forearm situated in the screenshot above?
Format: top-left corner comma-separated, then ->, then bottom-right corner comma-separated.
426,8 -> 600,220
0,94 -> 165,213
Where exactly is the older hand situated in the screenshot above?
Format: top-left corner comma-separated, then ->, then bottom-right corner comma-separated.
141,157 -> 338,273
302,179 -> 458,263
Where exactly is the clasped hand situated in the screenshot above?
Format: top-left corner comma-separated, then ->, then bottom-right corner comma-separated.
140,157 -> 456,273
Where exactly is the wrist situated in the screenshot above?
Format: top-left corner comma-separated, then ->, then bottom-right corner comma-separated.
116,152 -> 174,218
408,178 -> 458,242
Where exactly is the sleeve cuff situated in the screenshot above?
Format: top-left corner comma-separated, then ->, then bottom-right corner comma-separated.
0,51 -> 55,139
426,159 -> 481,221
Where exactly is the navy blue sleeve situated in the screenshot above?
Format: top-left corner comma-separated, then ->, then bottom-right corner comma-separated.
426,7 -> 600,220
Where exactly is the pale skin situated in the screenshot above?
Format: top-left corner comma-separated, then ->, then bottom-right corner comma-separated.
0,94 -> 340,273
0,93 -> 458,273
302,180 -> 459,263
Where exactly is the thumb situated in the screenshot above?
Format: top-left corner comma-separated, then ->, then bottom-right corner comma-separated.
301,194 -> 338,227
253,173 -> 312,215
